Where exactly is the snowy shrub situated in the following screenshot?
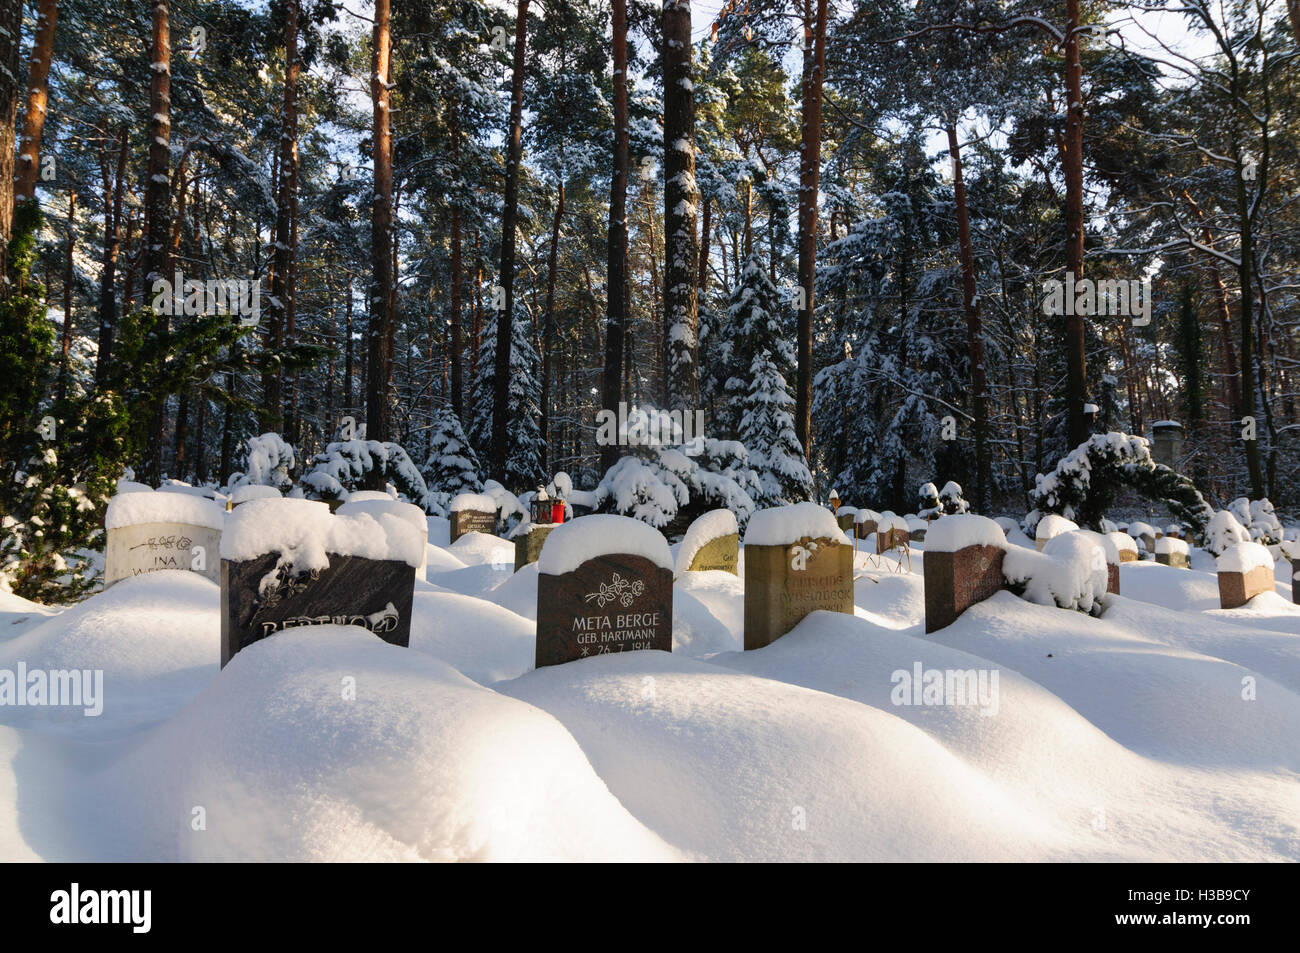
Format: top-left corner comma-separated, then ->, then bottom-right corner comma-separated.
1228,497 -> 1283,546
479,480 -> 527,530
227,432 -> 296,493
1003,532 -> 1108,616
597,456 -> 688,529
939,481 -> 970,515
421,403 -> 483,517
596,438 -> 760,531
1029,432 -> 1213,540
299,439 -> 433,512
917,482 -> 941,519
1204,510 -> 1251,557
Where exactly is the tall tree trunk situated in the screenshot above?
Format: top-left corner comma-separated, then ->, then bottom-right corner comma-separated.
492,0 -> 530,483
601,0 -> 629,472
662,0 -> 698,411
1063,0 -> 1087,449
0,0 -> 23,290
794,0 -> 827,458
366,0 -> 394,462
144,0 -> 172,484
449,102 -> 464,422
946,123 -> 990,510
540,180 -> 564,466
96,127 -> 127,385
263,0 -> 299,433
13,0 -> 57,207
344,273 -> 354,410
1236,157 -> 1265,497
57,188 -> 74,403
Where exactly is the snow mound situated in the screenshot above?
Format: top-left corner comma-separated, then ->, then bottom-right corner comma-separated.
1034,513 -> 1079,545
89,628 -> 677,861
745,502 -> 850,547
449,492 -> 497,514
1005,533 -> 1107,614
1217,541 -> 1274,574
499,647 -> 1055,861
1155,536 -> 1189,556
925,514 -> 1006,553
221,498 -> 424,569
105,491 -> 226,532
228,484 -> 281,506
0,573 -> 219,737
537,514 -> 672,576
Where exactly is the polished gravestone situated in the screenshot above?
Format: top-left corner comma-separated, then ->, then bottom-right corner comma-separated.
449,492 -> 499,543
219,498 -> 421,666
923,516 -> 1007,633
104,491 -> 226,588
744,503 -> 854,650
535,515 -> 673,667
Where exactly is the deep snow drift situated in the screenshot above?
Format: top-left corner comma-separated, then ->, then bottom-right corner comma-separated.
1,528 -> 1297,861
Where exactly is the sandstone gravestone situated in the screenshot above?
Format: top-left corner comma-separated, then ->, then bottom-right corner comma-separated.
449,492 -> 498,543
514,522 -> 558,571
535,515 -> 673,667
676,509 -> 739,575
1155,536 -> 1190,569
104,491 -> 226,588
1216,542 -> 1275,610
1110,531 -> 1140,563
219,498 -> 422,666
744,503 -> 854,650
923,515 -> 1007,632
836,506 -> 857,534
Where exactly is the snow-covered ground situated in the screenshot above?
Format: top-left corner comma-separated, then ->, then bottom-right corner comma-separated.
1,534 -> 1297,861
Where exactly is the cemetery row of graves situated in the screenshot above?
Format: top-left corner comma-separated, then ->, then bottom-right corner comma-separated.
102,473 -> 1300,669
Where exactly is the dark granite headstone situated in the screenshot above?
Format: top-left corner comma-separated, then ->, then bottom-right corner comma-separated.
535,553 -> 672,667
220,552 -> 416,666
450,508 -> 497,543
1217,565 -> 1273,610
1293,558 -> 1299,606
855,518 -> 877,540
924,544 -> 1005,633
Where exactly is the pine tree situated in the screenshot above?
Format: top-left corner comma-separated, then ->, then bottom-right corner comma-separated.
422,401 -> 483,512
470,307 -> 545,492
720,252 -> 793,438
740,349 -> 813,507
